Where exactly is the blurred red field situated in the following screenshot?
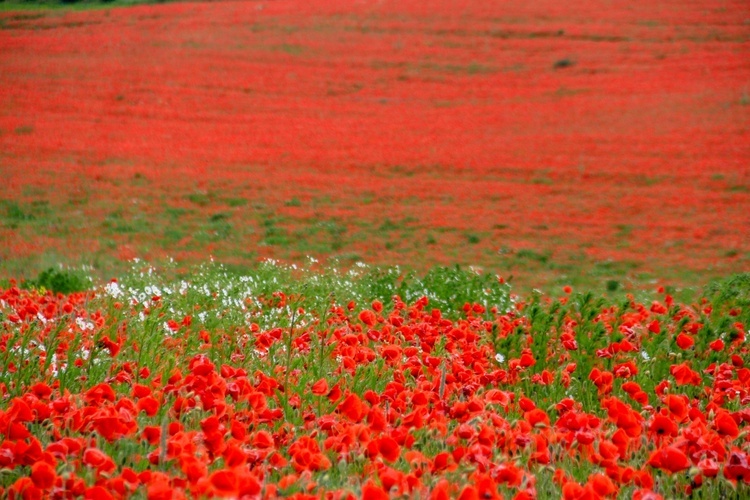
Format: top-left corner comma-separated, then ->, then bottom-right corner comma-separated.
0,0 -> 748,289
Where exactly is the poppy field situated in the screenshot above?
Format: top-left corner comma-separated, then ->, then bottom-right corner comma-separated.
0,262 -> 749,499
0,0 -> 748,292
1,0 -> 750,498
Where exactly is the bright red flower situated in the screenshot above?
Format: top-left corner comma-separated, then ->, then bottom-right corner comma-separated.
87,485 -> 115,500
361,480 -> 388,500
647,446 -> 691,473
724,451 -> 750,483
210,469 -> 238,495
359,310 -> 377,327
137,396 -> 160,417
675,333 -> 694,350
327,384 -> 342,402
709,339 -> 725,351
142,426 -> 161,445
649,414 -> 678,439
713,411 -> 740,438
430,480 -> 452,500
494,463 -> 522,487
670,363 -> 701,386
588,473 -> 617,497
662,395 -> 688,422
519,352 -> 535,368
457,485 -> 480,500
561,482 -> 586,500
253,430 -> 274,448
30,461 -> 56,489
378,466 -> 405,495
85,384 -> 116,404
189,355 -> 215,376
525,408 -> 550,427
83,448 -> 116,475
698,458 -> 719,478
29,383 -> 52,400
377,435 -> 401,462
338,393 -> 365,422
8,398 -> 33,422
311,378 -> 329,395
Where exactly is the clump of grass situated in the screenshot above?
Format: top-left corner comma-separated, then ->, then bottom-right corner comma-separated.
553,58 -> 575,69
23,267 -> 91,294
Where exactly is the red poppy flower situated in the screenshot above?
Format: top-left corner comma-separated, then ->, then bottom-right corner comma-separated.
359,310 -> 377,327
647,446 -> 691,473
85,384 -> 116,404
30,461 -> 56,489
142,426 -> 161,445
649,414 -> 678,439
362,480 -> 388,500
669,363 -> 701,386
83,448 -> 116,474
588,473 -> 617,497
378,466 -> 405,495
210,469 -> 238,495
430,480 -> 452,500
338,393 -> 365,422
709,339 -> 725,351
675,333 -> 694,350
29,383 -> 52,400
8,398 -> 33,422
698,458 -> 719,478
377,435 -> 401,462
311,378 -> 329,395
662,395 -> 688,422
713,411 -> 740,438
561,482 -> 585,500
189,355 -> 215,376
519,352 -> 535,368
724,451 -> 750,483
87,485 -> 116,500
137,396 -> 160,417
327,384 -> 342,402
494,463 -> 522,487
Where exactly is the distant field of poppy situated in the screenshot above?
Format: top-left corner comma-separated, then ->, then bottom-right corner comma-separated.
0,0 -> 749,498
0,0 -> 748,293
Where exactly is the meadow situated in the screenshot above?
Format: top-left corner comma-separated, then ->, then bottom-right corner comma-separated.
0,0 -> 747,294
1,263 -> 749,498
0,0 -> 749,498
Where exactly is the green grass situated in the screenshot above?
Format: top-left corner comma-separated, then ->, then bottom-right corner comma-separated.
0,0 -> 166,11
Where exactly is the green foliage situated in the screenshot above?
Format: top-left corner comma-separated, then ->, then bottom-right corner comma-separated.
516,248 -> 549,263
401,265 -> 511,315
23,267 -> 91,294
704,273 -> 750,308
1,0 -> 168,6
606,279 -> 620,291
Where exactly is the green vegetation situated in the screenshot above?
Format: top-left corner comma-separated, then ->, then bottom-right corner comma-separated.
22,266 -> 91,294
0,0 -> 166,8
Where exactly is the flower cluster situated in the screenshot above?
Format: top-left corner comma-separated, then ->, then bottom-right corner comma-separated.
0,267 -> 748,499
